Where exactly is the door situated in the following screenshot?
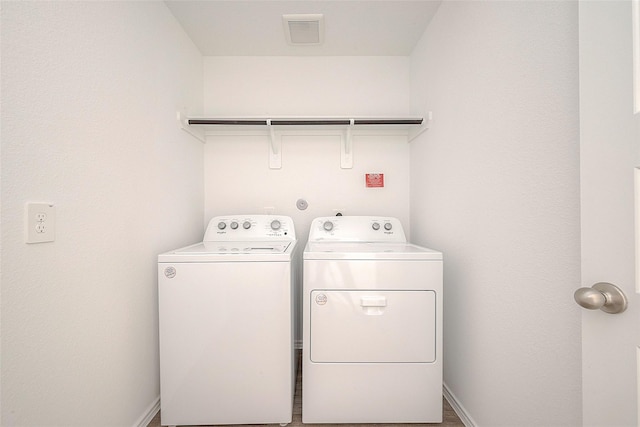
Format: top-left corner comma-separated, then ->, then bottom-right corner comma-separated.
579,1 -> 640,426
309,290 -> 436,362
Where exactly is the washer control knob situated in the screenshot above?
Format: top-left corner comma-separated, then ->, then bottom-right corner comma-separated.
217,221 -> 226,230
323,221 -> 334,231
270,220 -> 281,230
372,222 -> 380,230
384,223 -> 393,231
243,221 -> 252,230
230,221 -> 239,230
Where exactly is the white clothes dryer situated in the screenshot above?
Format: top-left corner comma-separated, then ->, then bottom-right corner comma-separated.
158,215 -> 299,427
302,216 -> 443,424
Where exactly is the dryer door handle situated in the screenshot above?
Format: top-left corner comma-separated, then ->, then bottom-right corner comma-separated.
360,296 -> 387,315
360,296 -> 387,307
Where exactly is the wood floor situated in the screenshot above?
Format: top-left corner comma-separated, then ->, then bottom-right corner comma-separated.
148,356 -> 465,427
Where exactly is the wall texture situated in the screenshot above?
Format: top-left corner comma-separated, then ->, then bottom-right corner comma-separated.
409,1 -> 582,425
1,2 -> 203,425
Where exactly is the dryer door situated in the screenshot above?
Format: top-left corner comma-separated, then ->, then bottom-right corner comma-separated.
309,290 -> 436,363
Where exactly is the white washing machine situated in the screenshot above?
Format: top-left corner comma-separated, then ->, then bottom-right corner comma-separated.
158,215 -> 299,427
302,216 -> 443,424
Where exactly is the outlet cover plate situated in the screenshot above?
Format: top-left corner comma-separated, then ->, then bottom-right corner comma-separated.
25,203 -> 55,244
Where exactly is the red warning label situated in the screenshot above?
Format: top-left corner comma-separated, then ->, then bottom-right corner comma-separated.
365,173 -> 384,188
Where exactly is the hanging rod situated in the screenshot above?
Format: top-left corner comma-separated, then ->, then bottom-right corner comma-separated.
270,119 -> 351,126
353,119 -> 423,125
188,119 -> 267,125
187,118 -> 423,126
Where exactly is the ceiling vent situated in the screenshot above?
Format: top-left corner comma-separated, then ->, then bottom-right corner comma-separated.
283,14 -> 324,45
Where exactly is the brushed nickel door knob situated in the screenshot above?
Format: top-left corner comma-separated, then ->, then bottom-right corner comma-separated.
574,282 -> 628,314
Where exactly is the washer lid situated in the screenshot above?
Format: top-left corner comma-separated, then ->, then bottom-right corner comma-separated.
304,241 -> 442,260
159,240 -> 296,262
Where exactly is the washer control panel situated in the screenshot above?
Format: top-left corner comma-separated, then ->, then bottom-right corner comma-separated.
309,216 -> 406,243
204,215 -> 296,241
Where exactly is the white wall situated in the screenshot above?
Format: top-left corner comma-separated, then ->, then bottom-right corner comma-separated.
204,57 -> 411,117
409,2 -> 582,426
1,2 -> 203,425
203,56 -> 413,242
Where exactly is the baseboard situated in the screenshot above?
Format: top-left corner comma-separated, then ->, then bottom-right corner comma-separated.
133,395 -> 160,427
136,379 -> 461,427
443,383 -> 477,427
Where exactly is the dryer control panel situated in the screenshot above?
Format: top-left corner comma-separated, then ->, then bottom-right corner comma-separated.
204,215 -> 296,241
308,216 -> 406,243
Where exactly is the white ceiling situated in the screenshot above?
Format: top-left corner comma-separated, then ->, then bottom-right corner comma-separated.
164,1 -> 442,56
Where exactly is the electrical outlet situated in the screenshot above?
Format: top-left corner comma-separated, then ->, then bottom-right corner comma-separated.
25,203 -> 55,244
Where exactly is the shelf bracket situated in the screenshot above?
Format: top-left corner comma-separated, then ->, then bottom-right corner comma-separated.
177,111 -> 205,143
267,120 -> 282,169
408,111 -> 432,142
341,119 -> 354,169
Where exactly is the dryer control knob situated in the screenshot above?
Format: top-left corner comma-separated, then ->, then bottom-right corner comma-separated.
217,222 -> 226,230
270,220 -> 281,230
372,222 -> 380,230
230,221 -> 239,230
323,221 -> 334,231
384,223 -> 393,231
243,221 -> 252,230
